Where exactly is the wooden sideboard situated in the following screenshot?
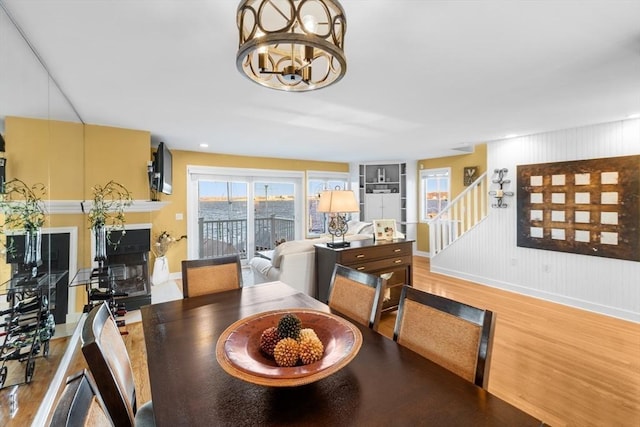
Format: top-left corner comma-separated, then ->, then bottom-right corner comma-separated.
315,239 -> 413,311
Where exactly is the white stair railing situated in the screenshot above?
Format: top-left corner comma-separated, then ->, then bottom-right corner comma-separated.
429,172 -> 488,257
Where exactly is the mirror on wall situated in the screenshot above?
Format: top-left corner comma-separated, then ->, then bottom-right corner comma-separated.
0,3 -> 84,324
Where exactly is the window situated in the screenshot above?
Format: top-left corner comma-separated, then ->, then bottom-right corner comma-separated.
187,166 -> 304,262
420,168 -> 450,221
307,172 -> 350,236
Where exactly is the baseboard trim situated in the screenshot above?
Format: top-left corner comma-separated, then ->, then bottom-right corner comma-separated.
431,265 -> 640,323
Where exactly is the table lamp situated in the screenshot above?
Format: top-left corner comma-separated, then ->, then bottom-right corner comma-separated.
317,189 -> 359,248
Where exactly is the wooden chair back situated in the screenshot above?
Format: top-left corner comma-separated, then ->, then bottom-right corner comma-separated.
328,264 -> 385,330
49,370 -> 112,427
181,255 -> 243,298
81,302 -> 137,427
393,286 -> 495,388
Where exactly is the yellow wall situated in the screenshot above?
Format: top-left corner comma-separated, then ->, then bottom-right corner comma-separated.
4,116 -> 350,313
416,144 -> 487,253
2,117 -> 86,283
3,118 -> 154,311
84,124 -> 151,199
6,116 -> 85,200
152,150 -> 349,273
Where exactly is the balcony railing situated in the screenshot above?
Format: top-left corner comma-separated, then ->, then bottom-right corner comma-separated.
198,215 -> 295,259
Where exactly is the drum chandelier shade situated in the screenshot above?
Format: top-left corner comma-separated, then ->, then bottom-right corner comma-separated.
236,0 -> 347,92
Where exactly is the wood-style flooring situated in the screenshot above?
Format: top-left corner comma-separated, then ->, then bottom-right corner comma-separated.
380,257 -> 639,427
2,257 -> 639,426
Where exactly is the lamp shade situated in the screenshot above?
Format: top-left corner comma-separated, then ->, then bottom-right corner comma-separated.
317,190 -> 359,213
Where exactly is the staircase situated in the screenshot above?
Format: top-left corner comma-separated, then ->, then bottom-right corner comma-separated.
429,172 -> 488,257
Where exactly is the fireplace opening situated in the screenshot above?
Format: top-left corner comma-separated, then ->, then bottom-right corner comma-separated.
5,232 -> 71,324
105,228 -> 152,311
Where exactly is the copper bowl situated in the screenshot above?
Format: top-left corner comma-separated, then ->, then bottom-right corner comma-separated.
216,308 -> 363,387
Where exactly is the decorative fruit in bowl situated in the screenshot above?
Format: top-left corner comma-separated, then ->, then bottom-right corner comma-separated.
258,313 -> 325,367
216,309 -> 362,387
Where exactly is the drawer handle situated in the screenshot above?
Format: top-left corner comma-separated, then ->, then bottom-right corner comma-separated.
394,259 -> 403,264
357,267 -> 365,271
393,249 -> 402,253
356,254 -> 365,258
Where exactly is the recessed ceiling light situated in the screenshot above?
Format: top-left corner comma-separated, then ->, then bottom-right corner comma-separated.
504,134 -> 518,139
199,143 -> 209,148
627,113 -> 640,119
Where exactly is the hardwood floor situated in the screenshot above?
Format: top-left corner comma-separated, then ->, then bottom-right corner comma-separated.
0,337 -> 71,426
3,258 -> 638,426
378,257 -> 640,427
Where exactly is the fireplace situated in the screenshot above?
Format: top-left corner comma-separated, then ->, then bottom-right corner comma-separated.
105,228 -> 152,311
5,231 -> 73,324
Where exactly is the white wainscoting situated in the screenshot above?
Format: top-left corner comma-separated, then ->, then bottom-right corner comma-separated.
431,118 -> 640,322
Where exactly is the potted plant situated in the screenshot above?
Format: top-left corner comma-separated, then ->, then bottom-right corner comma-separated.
0,179 -> 47,276
87,180 -> 132,267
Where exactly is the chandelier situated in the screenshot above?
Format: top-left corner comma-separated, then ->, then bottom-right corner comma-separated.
236,0 -> 347,92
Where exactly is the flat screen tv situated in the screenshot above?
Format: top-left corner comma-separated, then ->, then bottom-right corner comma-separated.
151,141 -> 173,195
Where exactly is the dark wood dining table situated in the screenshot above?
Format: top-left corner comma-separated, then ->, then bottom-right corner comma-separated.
141,281 -> 541,426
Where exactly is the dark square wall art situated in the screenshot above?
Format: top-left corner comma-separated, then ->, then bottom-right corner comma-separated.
517,155 -> 640,261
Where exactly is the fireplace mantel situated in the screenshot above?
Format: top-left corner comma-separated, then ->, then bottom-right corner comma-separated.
43,200 -> 169,215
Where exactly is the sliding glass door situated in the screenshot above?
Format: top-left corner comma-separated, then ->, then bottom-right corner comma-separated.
254,181 -> 296,250
187,167 -> 304,262
197,180 -> 249,258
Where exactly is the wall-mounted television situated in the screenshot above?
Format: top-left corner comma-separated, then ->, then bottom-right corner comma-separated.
150,141 -> 173,195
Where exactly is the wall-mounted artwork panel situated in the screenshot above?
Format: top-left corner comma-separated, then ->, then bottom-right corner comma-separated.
517,155 -> 639,261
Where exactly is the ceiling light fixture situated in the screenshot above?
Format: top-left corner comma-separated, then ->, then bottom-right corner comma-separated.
236,0 -> 347,92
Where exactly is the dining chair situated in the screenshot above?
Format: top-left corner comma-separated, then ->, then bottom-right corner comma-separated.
181,254 -> 243,298
393,285 -> 495,388
49,369 -> 112,427
81,302 -> 155,427
327,264 -> 385,330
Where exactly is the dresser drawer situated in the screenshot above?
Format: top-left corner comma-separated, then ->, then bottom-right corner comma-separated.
348,255 -> 412,274
339,243 -> 412,264
315,239 -> 414,305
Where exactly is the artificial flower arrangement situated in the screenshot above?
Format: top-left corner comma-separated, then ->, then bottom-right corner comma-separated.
0,178 -> 47,232
87,180 -> 132,260
153,231 -> 186,257
0,178 -> 47,256
88,180 -> 133,230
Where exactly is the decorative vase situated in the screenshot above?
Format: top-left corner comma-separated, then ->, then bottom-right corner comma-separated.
94,224 -> 107,264
152,255 -> 170,285
23,228 -> 42,277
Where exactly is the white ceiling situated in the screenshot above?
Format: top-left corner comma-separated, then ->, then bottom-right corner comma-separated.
1,0 -> 639,163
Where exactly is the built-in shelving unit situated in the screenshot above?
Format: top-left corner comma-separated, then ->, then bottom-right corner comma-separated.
359,163 -> 407,233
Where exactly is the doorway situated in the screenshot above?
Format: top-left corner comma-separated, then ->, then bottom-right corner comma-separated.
187,167 -> 304,262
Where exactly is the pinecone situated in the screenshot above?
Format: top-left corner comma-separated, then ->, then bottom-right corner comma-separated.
277,313 -> 302,340
273,337 -> 300,367
299,328 -> 318,341
259,327 -> 280,357
299,336 -> 324,365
